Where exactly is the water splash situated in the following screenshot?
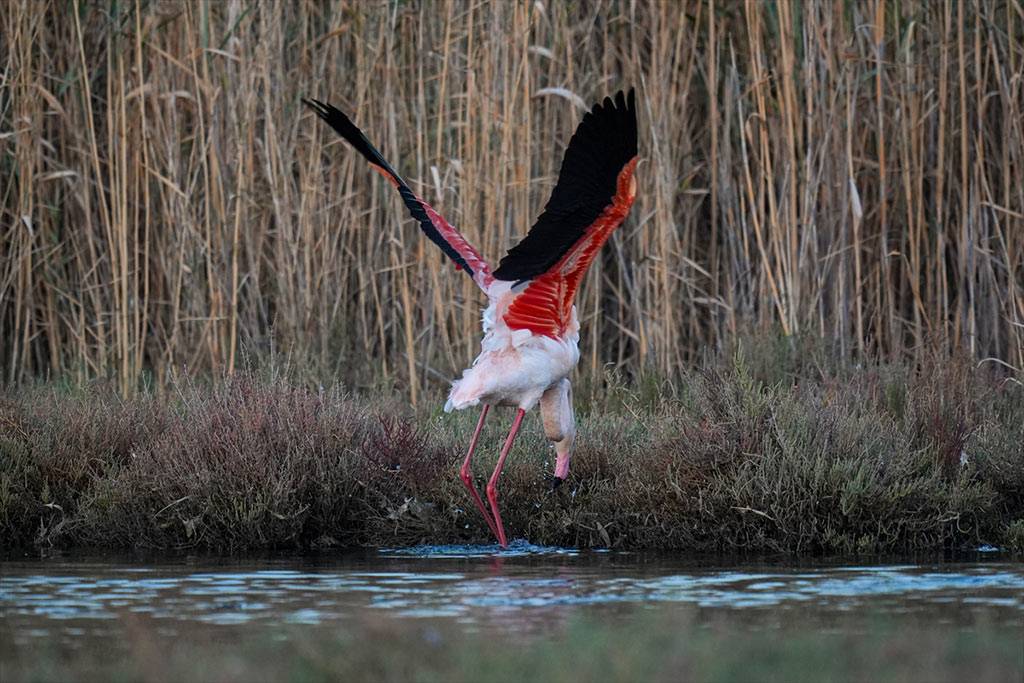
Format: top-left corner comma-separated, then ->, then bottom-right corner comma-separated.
378,539 -> 578,558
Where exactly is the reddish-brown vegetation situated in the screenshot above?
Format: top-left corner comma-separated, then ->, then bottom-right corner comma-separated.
3,346 -> 1020,554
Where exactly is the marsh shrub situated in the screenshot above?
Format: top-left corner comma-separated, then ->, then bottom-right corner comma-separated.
525,359 -> 1005,553
0,392 -> 167,547
1,376 -> 455,549
99,378 -> 362,547
1,354 -> 1021,553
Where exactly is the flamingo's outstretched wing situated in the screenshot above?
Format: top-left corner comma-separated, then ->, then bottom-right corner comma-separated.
494,89 -> 638,338
304,99 -> 493,291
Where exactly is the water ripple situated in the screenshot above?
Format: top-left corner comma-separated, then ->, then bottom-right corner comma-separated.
2,555 -> 1021,645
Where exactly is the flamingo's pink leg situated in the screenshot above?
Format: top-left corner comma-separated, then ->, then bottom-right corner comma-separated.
486,408 -> 526,548
459,405 -> 500,540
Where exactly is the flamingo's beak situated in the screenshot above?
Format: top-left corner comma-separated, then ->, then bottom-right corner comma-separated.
550,475 -> 566,491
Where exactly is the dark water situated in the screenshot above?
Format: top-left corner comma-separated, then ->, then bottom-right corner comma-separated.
2,542 -> 1022,650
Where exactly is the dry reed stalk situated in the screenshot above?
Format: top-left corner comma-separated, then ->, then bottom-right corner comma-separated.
1,0 -> 1022,396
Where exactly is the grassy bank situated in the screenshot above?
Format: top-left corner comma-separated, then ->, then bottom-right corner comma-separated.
3,611 -> 1021,683
2,342 -> 1021,554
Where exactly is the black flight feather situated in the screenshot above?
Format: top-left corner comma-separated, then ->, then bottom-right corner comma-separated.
303,98 -> 475,276
492,88 -> 637,282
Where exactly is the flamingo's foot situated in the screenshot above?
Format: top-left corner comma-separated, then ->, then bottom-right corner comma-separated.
459,469 -> 500,540
485,482 -> 508,548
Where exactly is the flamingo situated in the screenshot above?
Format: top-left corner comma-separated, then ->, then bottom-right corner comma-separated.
304,89 -> 638,547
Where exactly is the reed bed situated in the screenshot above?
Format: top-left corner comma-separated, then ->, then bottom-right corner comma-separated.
1,1 -> 1021,397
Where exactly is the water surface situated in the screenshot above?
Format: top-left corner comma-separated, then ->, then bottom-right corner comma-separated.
2,543 -> 1022,651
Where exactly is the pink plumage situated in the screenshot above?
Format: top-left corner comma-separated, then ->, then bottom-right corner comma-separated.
305,90 -> 639,547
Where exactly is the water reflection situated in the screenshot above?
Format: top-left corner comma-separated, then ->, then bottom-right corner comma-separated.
2,548 -> 1022,648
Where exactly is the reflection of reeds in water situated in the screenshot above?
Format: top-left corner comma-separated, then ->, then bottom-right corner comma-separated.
3,1 -> 1023,396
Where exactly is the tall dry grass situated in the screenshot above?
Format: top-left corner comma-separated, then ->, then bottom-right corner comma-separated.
2,0 -> 1022,398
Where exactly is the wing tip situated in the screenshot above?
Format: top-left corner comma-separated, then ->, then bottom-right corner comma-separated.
588,87 -> 637,142
304,95 -> 491,287
595,87 -> 635,110
492,87 -> 639,282
304,96 -> 404,182
302,97 -> 334,122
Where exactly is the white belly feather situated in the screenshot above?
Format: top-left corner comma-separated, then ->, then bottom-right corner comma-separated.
444,282 -> 580,412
